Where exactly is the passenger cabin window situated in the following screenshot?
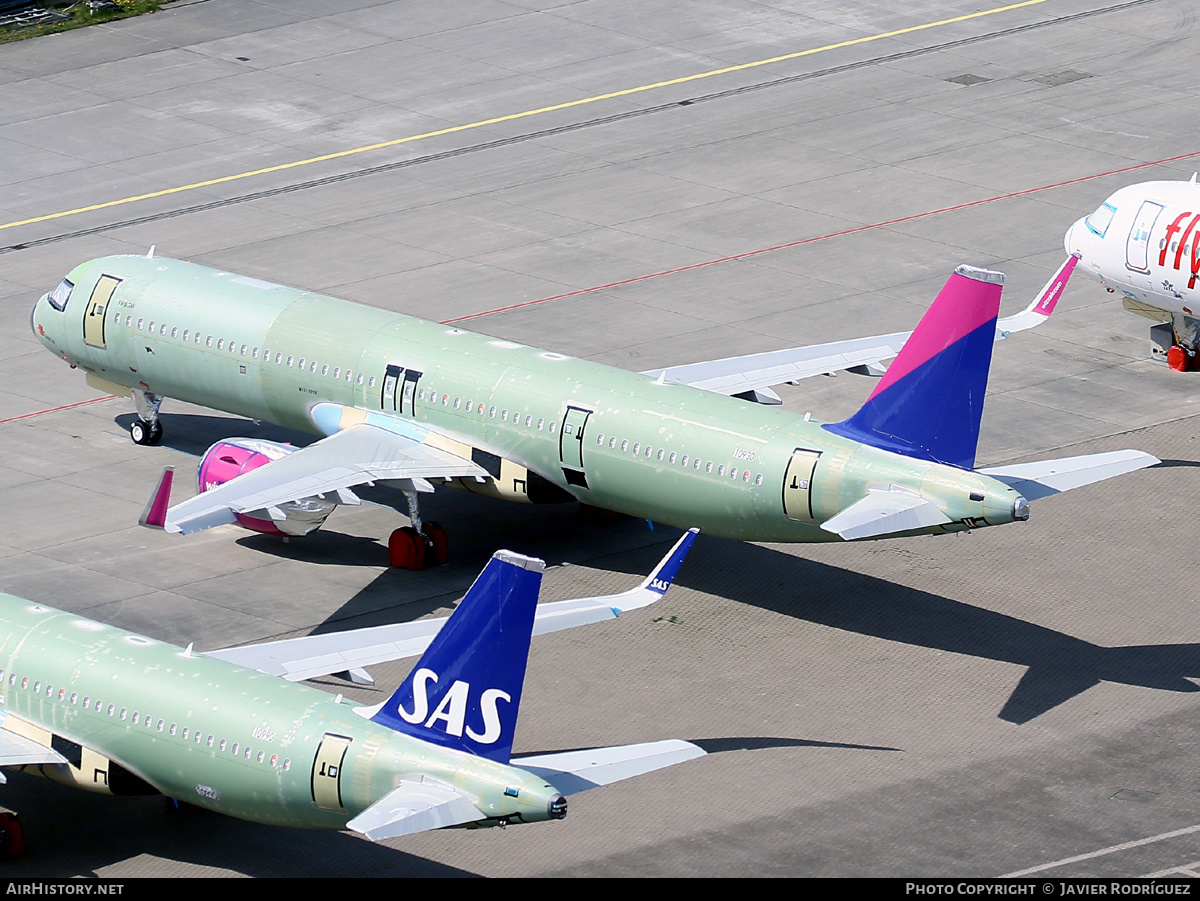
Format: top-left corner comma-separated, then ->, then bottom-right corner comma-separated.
47,278 -> 74,312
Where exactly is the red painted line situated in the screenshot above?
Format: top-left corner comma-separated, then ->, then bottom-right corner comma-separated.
0,394 -> 116,425
442,149 -> 1200,324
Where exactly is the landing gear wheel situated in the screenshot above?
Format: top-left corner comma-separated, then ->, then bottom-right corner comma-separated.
423,521 -> 449,566
130,418 -> 154,445
147,420 -> 164,445
0,813 -> 26,859
389,526 -> 426,571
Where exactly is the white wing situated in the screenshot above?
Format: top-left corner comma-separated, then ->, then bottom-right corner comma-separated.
154,423 -> 486,535
644,256 -> 1076,399
205,529 -> 699,681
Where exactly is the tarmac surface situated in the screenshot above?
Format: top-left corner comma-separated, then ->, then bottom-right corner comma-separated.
2,0 -> 1200,878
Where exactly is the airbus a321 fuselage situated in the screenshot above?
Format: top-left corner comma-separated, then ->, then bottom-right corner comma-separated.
30,254 -> 1154,555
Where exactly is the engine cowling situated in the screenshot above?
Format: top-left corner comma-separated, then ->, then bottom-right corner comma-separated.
197,438 -> 336,537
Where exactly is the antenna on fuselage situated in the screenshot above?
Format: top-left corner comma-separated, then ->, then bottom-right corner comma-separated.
146,245 -> 156,259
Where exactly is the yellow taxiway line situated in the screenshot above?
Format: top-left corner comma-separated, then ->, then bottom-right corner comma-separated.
0,0 -> 1052,234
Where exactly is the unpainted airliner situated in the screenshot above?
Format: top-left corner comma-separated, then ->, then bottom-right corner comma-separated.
0,531 -> 701,855
30,253 -> 1155,568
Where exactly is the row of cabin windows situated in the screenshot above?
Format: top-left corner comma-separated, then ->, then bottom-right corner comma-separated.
111,312 -> 379,390
3,669 -> 291,772
412,388 -> 558,432
593,432 -> 765,485
113,314 -> 758,472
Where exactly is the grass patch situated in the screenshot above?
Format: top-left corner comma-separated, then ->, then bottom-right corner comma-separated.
0,2 -> 163,46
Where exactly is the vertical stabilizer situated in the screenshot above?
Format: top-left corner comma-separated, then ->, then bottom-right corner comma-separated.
371,551 -> 544,763
824,266 -> 1004,470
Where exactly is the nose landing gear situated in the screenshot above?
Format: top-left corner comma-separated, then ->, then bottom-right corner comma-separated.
130,389 -> 165,445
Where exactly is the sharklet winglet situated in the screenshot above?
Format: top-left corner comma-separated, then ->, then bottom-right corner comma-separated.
139,466 -> 175,530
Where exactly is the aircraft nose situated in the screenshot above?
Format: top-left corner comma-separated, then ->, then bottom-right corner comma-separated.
29,295 -> 42,341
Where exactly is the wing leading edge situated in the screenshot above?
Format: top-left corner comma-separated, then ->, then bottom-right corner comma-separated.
644,256 -> 1076,400
144,422 -> 486,535
206,529 -> 699,682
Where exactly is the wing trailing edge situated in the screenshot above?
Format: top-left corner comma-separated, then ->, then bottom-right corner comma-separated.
206,529 -> 698,682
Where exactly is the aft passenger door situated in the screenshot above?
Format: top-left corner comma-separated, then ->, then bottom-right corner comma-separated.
83,275 -> 121,350
782,448 -> 821,523
311,733 -> 352,812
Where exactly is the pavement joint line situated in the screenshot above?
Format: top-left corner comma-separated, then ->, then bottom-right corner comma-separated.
1003,821 -> 1200,876
0,0 -> 1055,235
1143,860 -> 1200,877
445,149 -> 1200,324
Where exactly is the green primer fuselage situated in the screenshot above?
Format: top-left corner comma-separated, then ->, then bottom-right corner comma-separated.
31,256 -> 1023,540
0,593 -> 559,828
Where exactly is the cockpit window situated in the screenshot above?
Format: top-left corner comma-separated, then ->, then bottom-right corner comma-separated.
1085,202 -> 1116,238
47,278 -> 74,312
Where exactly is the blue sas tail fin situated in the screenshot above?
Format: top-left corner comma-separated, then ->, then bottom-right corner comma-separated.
371,550 -> 544,763
824,265 -> 1005,470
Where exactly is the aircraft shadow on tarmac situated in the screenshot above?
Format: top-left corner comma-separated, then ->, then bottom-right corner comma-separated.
0,769 -> 478,877
296,529 -> 1200,726
2,734 -> 883,876
114,413 -> 1200,725
657,538 -> 1200,724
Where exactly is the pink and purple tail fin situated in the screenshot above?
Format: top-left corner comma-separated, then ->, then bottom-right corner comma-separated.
824,265 -> 1004,470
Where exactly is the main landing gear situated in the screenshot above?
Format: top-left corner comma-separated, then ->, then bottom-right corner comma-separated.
388,484 -> 449,571
130,389 -> 165,445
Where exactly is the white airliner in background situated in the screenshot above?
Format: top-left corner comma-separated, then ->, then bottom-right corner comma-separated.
1065,175 -> 1200,369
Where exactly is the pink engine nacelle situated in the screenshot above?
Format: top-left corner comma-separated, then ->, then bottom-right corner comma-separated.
197,438 -> 337,537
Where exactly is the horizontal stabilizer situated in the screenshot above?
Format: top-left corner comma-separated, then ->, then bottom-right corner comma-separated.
207,529 -> 697,681
820,487 -> 950,540
346,777 -> 483,840
977,450 -> 1159,501
512,739 -> 706,795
